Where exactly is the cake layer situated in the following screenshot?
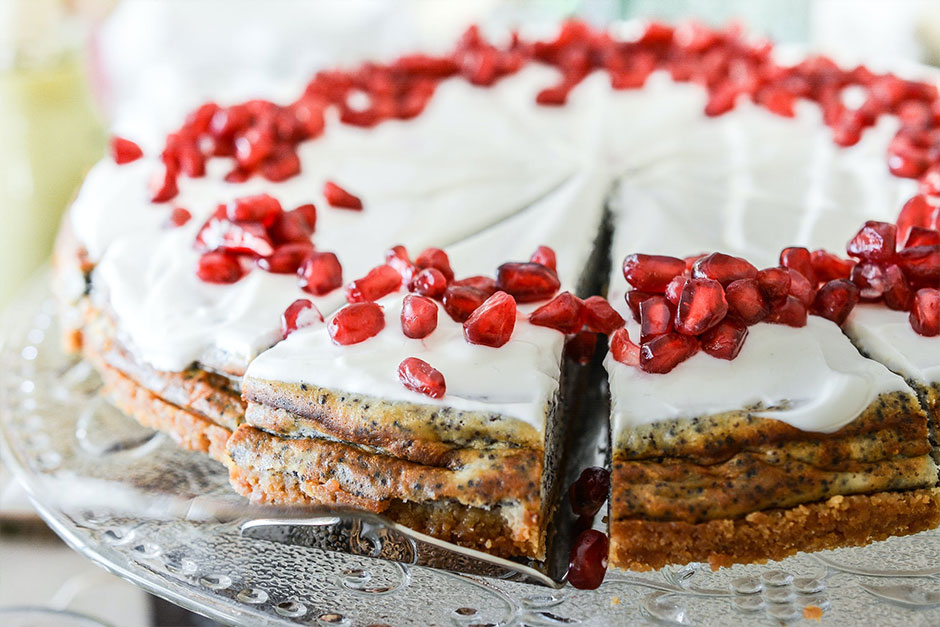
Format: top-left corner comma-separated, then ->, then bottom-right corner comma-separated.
610,488 -> 940,571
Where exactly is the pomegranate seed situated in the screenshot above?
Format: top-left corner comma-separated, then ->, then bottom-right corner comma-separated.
185,102 -> 219,135
463,291 -> 517,348
209,105 -> 251,138
178,143 -> 205,177
291,203 -> 317,232
622,254 -> 686,292
346,264 -> 402,303
409,268 -> 448,299
415,248 -> 455,282
582,296 -> 624,334
451,275 -> 498,296
691,252 -> 758,285
664,274 -> 688,306
167,207 -> 192,227
257,241 -> 314,274
882,265 -> 914,311
567,529 -> 609,590
195,218 -> 274,257
701,318 -> 748,360
910,288 -> 940,336
196,251 -> 244,284
609,328 -> 640,366
766,296 -> 808,327
298,252 -> 343,296
565,331 -> 597,364
904,227 -> 940,248
568,467 -> 610,517
811,279 -> 860,325
261,147 -> 302,182
787,269 -> 817,307
149,163 -> 178,203
684,254 -> 706,272
530,292 -> 585,334
811,249 -> 855,282
847,221 -> 897,262
640,333 -> 699,374
530,245 -> 557,272
779,247 -> 817,285
724,278 -> 771,325
896,245 -> 940,288
269,212 -> 312,245
226,194 -> 283,227
675,278 -> 728,335
496,262 -> 561,303
919,167 -> 940,198
235,126 -> 275,169
111,136 -> 143,164
756,267 -> 791,305
329,303 -> 385,345
398,357 -> 446,399
323,180 -> 363,210
442,285 -> 488,323
625,290 -> 656,322
385,245 -> 416,284
639,295 -> 674,342
401,294 -> 438,339
280,299 -> 324,339
850,262 -> 887,300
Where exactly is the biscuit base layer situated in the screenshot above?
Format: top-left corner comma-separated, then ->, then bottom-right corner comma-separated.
610,488 -> 940,571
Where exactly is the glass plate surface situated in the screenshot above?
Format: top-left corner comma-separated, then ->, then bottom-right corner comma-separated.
1,277 -> 939,626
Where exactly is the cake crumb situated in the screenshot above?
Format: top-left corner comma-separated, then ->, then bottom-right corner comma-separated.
610,596 -> 620,606
803,605 -> 824,620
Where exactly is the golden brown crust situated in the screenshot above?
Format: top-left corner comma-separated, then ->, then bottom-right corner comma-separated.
243,378 -> 544,467
610,488 -> 940,571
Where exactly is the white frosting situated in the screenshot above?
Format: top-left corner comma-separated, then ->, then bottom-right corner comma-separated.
844,304 -> 940,385
605,317 -> 908,434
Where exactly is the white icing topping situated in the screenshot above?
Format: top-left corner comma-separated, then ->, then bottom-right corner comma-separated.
844,304 -> 940,385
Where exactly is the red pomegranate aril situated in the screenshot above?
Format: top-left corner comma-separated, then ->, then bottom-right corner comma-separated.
415,247 -> 455,282
787,268 -> 817,307
111,136 -> 143,164
896,245 -> 940,287
149,164 -> 178,203
178,143 -> 205,177
920,168 -> 940,198
323,180 -> 363,210
779,247 -> 817,285
451,275 -> 499,296
209,105 -> 251,138
329,302 -> 385,345
298,252 -> 343,296
847,221 -> 898,262
766,296 -> 808,327
442,285 -> 488,323
269,212 -> 312,245
640,333 -> 699,374
292,203 -> 317,232
811,249 -> 855,282
691,252 -> 758,285
401,294 -> 438,339
530,292 -> 585,334
280,298 -> 324,339
568,467 -> 610,517
496,262 -> 561,303
582,296 -> 624,335
346,264 -> 402,303
700,318 -> 748,360
409,267 -> 448,299
257,242 -> 314,274
622,254 -> 686,292
398,357 -> 446,399
261,147 -> 302,182
625,290 -> 656,322
567,529 -> 609,590
530,245 -> 558,272
463,291 -> 517,348
609,328 -> 640,366
196,251 -> 244,284
904,227 -> 940,248
234,126 -> 275,169
811,279 -> 860,325
882,265 -> 914,311
385,245 -> 417,284
756,267 -> 791,305
664,274 -> 688,306
910,288 -> 940,336
226,194 -> 283,227
196,219 -> 274,257
675,278 -> 728,335
167,207 -> 192,227
850,262 -> 887,300
565,331 -> 598,365
724,278 -> 771,325
639,295 -> 674,342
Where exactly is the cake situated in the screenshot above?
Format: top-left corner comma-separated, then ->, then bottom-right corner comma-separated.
53,19 -> 940,578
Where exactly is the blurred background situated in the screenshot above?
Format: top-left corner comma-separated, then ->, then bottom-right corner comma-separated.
0,1 -> 938,625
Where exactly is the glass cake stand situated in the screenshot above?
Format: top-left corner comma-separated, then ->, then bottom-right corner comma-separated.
2,275 -> 939,626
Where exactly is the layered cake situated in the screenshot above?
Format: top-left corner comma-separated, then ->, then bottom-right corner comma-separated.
54,19 -> 939,576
